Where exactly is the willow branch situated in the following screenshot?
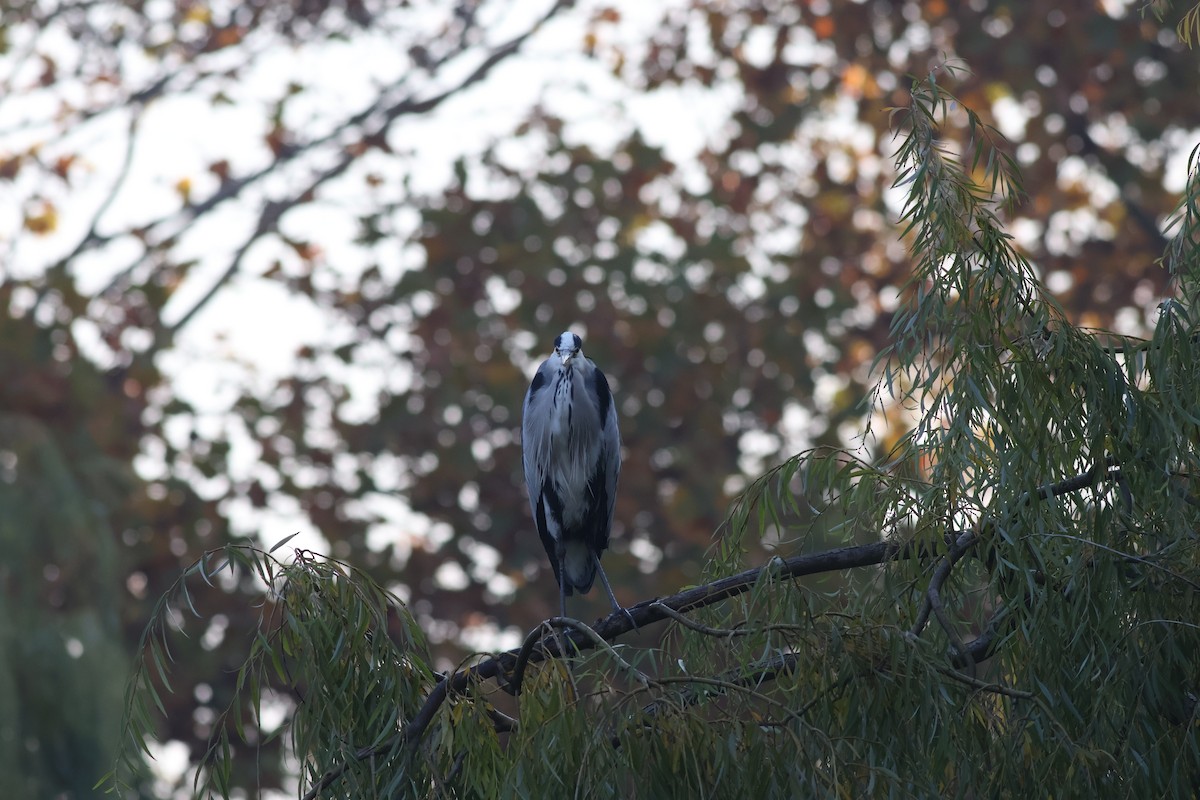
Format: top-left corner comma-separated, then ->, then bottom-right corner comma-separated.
936,666 -> 1033,700
507,615 -> 649,696
912,466 -> 1120,652
302,465 -> 1118,796
649,601 -> 809,639
1038,532 -> 1200,592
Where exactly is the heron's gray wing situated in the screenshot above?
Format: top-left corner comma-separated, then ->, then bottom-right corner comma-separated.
521,359 -> 554,517
592,365 -> 621,550
523,358 -> 572,591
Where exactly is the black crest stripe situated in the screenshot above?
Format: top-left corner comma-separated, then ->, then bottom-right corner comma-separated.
593,368 -> 611,430
584,459 -> 610,554
527,369 -> 546,401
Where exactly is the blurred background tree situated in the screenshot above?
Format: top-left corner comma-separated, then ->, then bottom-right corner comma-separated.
1,0 -> 1197,795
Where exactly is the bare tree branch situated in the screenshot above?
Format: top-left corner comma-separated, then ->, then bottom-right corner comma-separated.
31,102 -> 144,311
1064,108 -> 1170,254
120,0 -> 576,342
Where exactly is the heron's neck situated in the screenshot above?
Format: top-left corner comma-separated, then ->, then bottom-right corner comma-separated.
549,367 -> 576,438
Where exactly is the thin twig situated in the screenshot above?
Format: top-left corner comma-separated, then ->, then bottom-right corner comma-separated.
1038,532 -> 1200,592
44,105 -> 143,276
650,601 -> 807,638
549,616 -> 651,686
641,651 -> 804,718
647,675 -> 806,726
485,705 -> 517,734
507,616 -> 649,696
935,667 -> 1033,700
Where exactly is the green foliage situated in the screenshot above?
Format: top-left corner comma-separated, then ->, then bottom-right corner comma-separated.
0,337 -> 130,797
717,68 -> 1200,796
106,544 -> 434,798
1145,1 -> 1200,47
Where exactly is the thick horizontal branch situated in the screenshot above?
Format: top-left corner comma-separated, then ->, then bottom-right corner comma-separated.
294,539 -> 926,800
416,540 -> 918,736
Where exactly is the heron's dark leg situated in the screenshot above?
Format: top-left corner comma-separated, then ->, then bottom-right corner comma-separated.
558,550 -> 567,619
593,555 -> 637,630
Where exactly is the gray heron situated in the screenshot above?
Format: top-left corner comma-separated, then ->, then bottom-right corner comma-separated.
521,331 -> 625,619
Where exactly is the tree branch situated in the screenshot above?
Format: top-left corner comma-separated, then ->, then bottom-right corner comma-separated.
649,600 -> 809,639
639,650 -> 810,721
300,465 -> 1122,795
909,530 -> 976,641
295,538 -> 911,796
150,0 -> 576,341
49,105 -> 143,271
953,601 -> 1010,668
506,616 -> 650,696
1064,109 -> 1170,254
1038,531 -> 1200,592
912,466 -> 1121,662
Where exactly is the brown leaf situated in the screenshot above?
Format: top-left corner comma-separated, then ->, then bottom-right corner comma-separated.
23,200 -> 58,235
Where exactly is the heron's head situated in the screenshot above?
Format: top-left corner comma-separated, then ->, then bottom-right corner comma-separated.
554,331 -> 583,367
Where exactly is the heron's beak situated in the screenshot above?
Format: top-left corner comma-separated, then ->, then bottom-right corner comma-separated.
560,352 -> 574,366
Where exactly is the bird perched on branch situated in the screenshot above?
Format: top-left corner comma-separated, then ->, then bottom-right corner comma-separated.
521,330 -> 625,619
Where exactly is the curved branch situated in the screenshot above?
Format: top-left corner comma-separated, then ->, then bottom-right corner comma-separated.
296,538 -> 912,797
505,616 -> 626,695
909,530 -> 977,640
507,620 -> 560,695
913,466 -> 1121,653
954,601 -> 1010,668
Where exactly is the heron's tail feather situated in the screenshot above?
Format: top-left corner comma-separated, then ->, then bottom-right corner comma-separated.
561,540 -> 597,595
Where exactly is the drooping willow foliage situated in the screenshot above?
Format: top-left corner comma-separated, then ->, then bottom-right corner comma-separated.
109,68 -> 1200,799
